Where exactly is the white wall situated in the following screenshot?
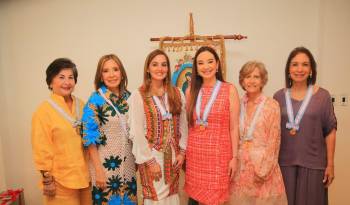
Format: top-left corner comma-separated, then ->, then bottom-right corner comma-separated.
318,0 -> 350,203
0,0 -> 348,204
0,0 -> 8,191
0,137 -> 6,190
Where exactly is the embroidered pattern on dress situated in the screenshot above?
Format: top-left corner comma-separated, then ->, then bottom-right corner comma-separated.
138,86 -> 182,199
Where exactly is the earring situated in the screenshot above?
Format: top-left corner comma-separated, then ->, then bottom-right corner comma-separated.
288,73 -> 292,87
309,73 -> 312,78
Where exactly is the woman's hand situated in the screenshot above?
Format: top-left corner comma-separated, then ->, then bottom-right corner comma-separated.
42,173 -> 56,197
148,162 -> 162,182
95,167 -> 107,190
228,157 -> 238,180
173,154 -> 185,171
323,165 -> 335,187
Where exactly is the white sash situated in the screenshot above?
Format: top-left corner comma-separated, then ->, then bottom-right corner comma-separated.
285,85 -> 313,131
98,88 -> 128,134
239,96 -> 266,141
47,97 -> 81,128
152,93 -> 172,120
196,80 -> 222,128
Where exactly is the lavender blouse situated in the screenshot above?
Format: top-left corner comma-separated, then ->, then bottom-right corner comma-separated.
273,87 -> 337,169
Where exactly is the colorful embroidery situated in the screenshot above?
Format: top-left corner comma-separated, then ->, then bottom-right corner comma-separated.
138,86 -> 182,199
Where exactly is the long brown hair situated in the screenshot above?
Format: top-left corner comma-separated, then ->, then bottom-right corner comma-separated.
188,46 -> 225,126
94,54 -> 128,94
142,49 -> 181,115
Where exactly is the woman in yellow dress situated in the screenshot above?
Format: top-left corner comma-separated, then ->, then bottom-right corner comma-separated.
31,58 -> 91,205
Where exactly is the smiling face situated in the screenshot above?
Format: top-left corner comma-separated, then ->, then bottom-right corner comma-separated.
148,54 -> 168,83
101,59 -> 121,92
50,68 -> 76,97
196,51 -> 219,82
242,67 -> 263,95
289,53 -> 312,85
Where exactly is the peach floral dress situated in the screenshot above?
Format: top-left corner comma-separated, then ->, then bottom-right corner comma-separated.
229,95 -> 287,205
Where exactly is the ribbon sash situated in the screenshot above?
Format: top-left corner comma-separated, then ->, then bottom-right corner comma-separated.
47,97 -> 81,132
285,85 -> 313,131
195,80 -> 222,128
98,89 -> 128,134
152,93 -> 172,120
239,96 -> 266,141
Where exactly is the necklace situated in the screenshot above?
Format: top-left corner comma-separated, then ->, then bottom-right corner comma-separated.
195,80 -> 222,130
47,96 -> 81,135
240,95 -> 266,141
285,85 -> 313,136
152,93 -> 172,120
98,88 -> 128,135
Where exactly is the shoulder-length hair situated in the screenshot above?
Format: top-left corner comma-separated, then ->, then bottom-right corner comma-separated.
239,60 -> 268,91
187,46 -> 225,126
94,54 -> 128,94
142,49 -> 181,115
285,46 -> 317,88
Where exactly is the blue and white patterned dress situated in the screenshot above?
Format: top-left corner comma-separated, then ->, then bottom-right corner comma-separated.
82,85 -> 137,205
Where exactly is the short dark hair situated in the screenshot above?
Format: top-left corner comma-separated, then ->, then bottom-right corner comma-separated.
285,47 -> 317,88
46,58 -> 78,90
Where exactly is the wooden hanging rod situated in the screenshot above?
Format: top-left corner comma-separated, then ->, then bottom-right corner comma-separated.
150,34 -> 247,42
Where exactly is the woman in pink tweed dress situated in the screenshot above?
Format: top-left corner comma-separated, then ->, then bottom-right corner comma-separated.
185,46 -> 240,205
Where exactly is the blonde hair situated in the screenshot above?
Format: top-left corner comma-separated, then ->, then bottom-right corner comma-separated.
239,61 -> 268,91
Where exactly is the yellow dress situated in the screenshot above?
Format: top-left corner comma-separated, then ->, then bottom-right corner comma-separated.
31,93 -> 90,189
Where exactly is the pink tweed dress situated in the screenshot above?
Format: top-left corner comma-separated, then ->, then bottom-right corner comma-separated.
185,82 -> 233,205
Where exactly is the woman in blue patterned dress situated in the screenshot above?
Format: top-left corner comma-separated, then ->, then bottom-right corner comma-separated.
81,54 -> 137,205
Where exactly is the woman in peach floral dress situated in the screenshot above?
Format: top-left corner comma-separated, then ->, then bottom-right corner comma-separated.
230,61 -> 287,205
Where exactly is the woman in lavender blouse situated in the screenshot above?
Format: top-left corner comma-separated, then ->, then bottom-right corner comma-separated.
273,47 -> 337,205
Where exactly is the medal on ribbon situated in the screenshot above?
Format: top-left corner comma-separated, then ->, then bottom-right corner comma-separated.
239,95 -> 266,142
98,88 -> 129,136
289,128 -> 297,136
47,97 -> 82,135
152,93 -> 172,121
195,80 -> 222,130
285,85 -> 313,136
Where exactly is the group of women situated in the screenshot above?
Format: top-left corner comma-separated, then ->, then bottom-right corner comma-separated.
31,46 -> 337,205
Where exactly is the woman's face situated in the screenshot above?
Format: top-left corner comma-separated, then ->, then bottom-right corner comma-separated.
289,53 -> 312,85
242,67 -> 263,95
101,59 -> 121,91
196,51 -> 218,81
50,68 -> 76,97
148,54 -> 168,83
